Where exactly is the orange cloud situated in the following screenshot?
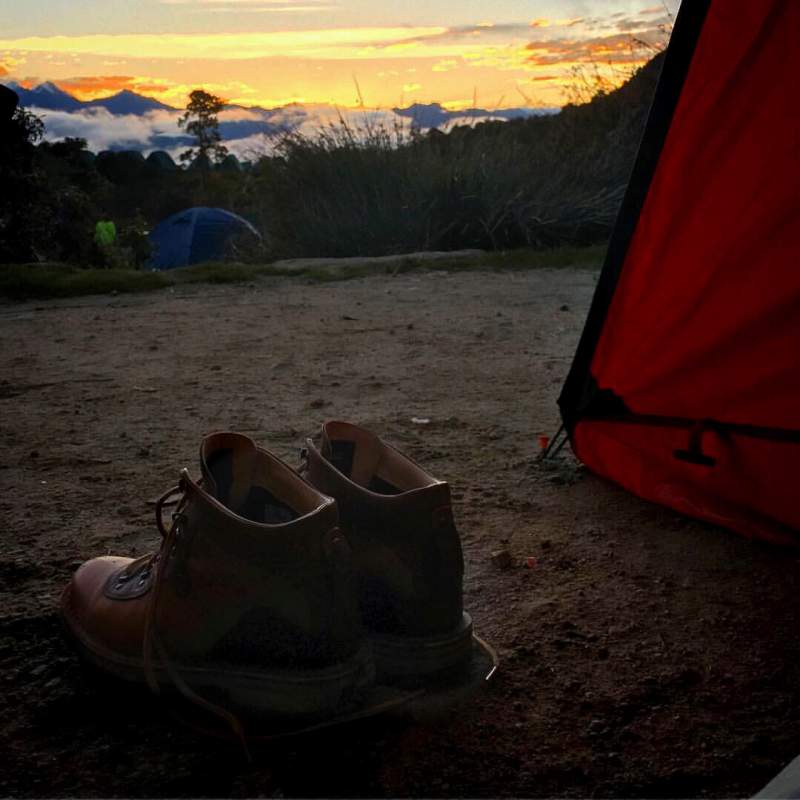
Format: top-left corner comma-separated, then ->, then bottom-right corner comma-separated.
530,17 -> 584,29
461,34 -> 648,75
0,13 -> 672,112
29,73 -> 261,107
526,30 -> 660,67
53,75 -> 176,100
0,53 -> 26,75
12,77 -> 37,89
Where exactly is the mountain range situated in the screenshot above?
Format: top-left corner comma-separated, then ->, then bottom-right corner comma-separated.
8,81 -> 177,114
3,81 -> 558,156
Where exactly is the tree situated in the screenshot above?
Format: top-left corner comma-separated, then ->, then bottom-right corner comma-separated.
178,90 -> 228,168
0,89 -> 48,262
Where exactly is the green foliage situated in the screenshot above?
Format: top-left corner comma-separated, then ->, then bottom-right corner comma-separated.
117,212 -> 152,269
179,90 -> 229,167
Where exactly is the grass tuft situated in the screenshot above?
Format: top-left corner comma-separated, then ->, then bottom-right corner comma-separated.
0,244 -> 605,301
0,264 -> 170,300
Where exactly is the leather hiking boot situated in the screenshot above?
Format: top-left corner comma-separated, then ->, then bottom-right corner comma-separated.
303,421 -> 473,684
61,432 -> 371,724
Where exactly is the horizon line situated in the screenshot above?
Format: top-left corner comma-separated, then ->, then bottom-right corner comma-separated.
3,78 -> 564,112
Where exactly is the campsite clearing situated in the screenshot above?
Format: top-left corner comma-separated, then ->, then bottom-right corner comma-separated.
2,267 -> 799,797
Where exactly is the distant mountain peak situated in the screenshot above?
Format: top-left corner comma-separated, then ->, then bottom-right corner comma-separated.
403,101 -> 445,110
38,81 -> 66,94
392,101 -> 555,128
0,81 -> 178,115
85,90 -> 177,114
5,81 -> 83,111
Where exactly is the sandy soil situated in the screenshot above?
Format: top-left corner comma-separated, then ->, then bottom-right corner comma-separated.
2,267 -> 799,798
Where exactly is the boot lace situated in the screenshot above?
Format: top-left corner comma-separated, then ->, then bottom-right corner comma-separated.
298,446 -> 309,476
142,471 -> 251,758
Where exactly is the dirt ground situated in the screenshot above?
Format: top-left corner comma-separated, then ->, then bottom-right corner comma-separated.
2,267 -> 800,798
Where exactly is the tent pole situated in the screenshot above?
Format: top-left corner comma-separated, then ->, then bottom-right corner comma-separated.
541,424 -> 566,460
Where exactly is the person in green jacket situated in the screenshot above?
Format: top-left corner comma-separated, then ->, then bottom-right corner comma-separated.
94,220 -> 117,267
94,220 -> 116,248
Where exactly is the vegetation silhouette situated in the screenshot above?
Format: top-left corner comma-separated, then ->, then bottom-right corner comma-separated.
178,89 -> 229,168
0,53 -> 665,274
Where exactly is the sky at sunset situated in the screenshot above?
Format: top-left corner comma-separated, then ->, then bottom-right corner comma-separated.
0,0 -> 679,110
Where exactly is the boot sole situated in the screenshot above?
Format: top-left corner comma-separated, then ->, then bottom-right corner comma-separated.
60,585 -> 373,720
368,612 -> 474,684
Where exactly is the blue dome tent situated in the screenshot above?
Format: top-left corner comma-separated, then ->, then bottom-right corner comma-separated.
148,207 -> 260,270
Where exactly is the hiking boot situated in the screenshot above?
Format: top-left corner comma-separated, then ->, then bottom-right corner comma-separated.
61,432 -> 370,723
303,421 -> 473,684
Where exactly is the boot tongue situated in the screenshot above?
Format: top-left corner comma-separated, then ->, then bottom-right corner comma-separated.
321,421 -> 382,488
200,433 -> 258,513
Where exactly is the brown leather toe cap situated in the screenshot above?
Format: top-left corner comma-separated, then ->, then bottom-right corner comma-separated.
62,556 -> 148,665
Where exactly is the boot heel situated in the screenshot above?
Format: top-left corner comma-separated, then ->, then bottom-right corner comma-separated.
210,645 -> 375,719
368,612 -> 473,684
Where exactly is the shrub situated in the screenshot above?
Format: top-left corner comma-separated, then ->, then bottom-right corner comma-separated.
247,55 -> 663,258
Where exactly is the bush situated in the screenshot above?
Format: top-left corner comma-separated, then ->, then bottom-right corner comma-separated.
0,263 -> 169,299
248,55 -> 663,258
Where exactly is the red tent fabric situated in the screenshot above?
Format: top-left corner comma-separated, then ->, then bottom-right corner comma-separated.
559,0 -> 800,544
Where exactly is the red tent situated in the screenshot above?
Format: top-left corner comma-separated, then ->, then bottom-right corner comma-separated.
558,0 -> 800,545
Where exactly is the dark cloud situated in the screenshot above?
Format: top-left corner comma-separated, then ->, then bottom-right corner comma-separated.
617,15 -> 670,31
